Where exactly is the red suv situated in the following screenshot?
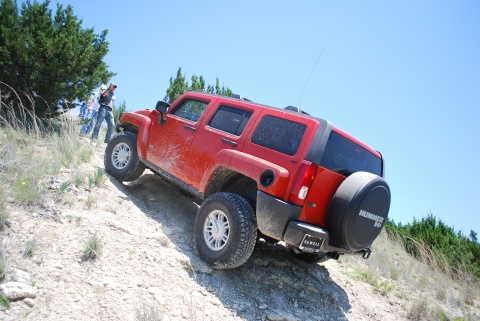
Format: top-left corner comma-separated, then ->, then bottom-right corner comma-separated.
105,92 -> 391,269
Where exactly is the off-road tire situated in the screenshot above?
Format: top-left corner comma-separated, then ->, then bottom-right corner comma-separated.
104,131 -> 145,182
194,192 -> 257,269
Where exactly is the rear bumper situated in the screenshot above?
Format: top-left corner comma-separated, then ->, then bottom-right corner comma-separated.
256,191 -> 349,254
256,191 -> 302,241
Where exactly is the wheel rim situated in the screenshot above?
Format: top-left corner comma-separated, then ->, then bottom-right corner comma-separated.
111,142 -> 131,170
203,210 -> 230,251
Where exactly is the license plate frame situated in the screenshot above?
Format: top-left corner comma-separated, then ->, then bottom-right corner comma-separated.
299,234 -> 324,253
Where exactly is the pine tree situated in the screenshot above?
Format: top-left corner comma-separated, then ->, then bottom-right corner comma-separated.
0,0 -> 115,117
163,67 -> 232,103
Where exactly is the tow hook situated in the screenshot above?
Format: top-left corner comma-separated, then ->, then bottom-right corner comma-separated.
362,247 -> 372,259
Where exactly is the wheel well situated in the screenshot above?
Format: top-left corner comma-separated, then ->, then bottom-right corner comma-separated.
120,122 -> 138,134
205,167 -> 258,209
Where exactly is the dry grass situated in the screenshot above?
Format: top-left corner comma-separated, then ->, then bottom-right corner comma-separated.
135,302 -> 163,321
0,84 -> 95,207
342,230 -> 479,320
82,233 -> 102,261
406,296 -> 429,320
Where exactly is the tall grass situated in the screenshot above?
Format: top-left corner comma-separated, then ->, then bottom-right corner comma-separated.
342,230 -> 479,320
82,233 -> 102,261
0,84 -> 95,206
0,186 -> 9,231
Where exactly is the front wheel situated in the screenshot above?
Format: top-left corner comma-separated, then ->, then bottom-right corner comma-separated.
194,193 -> 257,269
104,131 -> 145,182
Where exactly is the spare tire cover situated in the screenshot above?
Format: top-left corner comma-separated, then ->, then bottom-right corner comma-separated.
326,171 -> 390,251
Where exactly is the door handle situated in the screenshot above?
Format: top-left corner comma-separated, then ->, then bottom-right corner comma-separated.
221,138 -> 237,147
184,125 -> 196,131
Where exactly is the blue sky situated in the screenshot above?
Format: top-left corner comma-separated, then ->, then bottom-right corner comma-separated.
52,1 -> 480,236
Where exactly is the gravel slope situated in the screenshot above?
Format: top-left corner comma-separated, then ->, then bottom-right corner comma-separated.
0,145 -> 409,321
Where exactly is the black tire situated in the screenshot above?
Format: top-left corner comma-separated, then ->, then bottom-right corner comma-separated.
194,192 -> 257,269
104,131 -> 145,182
327,171 -> 390,251
289,249 -> 329,264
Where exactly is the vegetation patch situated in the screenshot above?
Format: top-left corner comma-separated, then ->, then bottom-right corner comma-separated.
82,234 -> 102,261
135,302 -> 162,321
0,292 -> 10,309
23,238 -> 38,258
386,214 -> 480,282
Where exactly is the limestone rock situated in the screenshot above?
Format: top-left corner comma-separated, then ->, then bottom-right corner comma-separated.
11,269 -> 31,284
0,282 -> 37,300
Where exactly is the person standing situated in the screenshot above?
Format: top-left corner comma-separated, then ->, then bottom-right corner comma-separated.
81,85 -> 105,136
79,101 -> 88,119
92,82 -> 117,143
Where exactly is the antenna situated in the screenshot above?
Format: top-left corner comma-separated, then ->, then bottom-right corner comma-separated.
296,47 -> 325,108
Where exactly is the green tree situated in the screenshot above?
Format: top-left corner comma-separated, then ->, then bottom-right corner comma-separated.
113,99 -> 126,125
0,0 -> 115,117
386,213 -> 480,281
163,67 -> 233,103
470,230 -> 478,242
163,67 -> 189,104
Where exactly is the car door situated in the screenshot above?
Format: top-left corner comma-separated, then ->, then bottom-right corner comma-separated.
145,98 -> 210,181
184,103 -> 256,189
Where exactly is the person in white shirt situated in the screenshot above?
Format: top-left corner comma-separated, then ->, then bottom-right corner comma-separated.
80,85 -> 105,135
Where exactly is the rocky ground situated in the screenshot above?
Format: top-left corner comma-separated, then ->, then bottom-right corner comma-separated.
0,144 -> 436,320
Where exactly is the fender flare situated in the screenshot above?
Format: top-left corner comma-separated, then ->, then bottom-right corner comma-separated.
199,149 -> 290,198
119,112 -> 153,159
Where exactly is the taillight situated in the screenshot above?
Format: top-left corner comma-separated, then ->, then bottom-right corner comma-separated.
289,161 -> 318,206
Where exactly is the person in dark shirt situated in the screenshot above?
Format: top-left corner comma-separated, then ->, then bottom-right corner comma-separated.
92,83 -> 117,143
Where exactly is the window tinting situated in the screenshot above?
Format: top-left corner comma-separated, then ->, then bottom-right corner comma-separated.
209,105 -> 253,136
172,99 -> 208,122
251,115 -> 307,156
320,132 -> 382,176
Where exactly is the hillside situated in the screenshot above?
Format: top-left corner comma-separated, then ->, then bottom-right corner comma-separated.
0,137 -> 478,321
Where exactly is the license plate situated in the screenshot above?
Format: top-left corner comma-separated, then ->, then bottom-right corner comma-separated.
299,234 -> 324,252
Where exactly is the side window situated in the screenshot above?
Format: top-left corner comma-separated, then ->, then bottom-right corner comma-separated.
209,105 -> 253,136
172,99 -> 208,122
251,115 -> 307,156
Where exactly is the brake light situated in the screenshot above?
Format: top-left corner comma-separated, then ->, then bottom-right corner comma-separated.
289,161 -> 318,206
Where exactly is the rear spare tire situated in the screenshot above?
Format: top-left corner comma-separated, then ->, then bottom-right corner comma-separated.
326,171 -> 390,251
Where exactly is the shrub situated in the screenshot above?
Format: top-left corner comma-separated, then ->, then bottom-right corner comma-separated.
82,234 -> 102,261
0,186 -> 9,232
23,238 -> 38,257
88,168 -> 106,189
407,297 -> 428,320
135,302 -> 162,321
386,214 -> 480,282
0,292 -> 10,309
0,251 -> 6,281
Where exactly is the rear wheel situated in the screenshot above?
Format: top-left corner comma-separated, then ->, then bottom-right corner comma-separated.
104,131 -> 145,182
194,193 -> 257,269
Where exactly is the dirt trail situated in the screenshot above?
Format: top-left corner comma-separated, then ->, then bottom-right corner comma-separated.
0,145 -> 406,321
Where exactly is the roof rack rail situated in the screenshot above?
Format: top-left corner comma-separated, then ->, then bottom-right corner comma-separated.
284,105 -> 310,115
231,94 -> 252,102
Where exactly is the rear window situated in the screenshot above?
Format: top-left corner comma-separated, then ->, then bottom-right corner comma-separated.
320,132 -> 382,176
251,115 -> 307,156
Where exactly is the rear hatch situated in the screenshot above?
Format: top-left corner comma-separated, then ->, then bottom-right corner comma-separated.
298,129 -> 384,227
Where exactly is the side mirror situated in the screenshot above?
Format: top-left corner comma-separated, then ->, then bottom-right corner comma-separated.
155,101 -> 170,113
155,101 -> 170,125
